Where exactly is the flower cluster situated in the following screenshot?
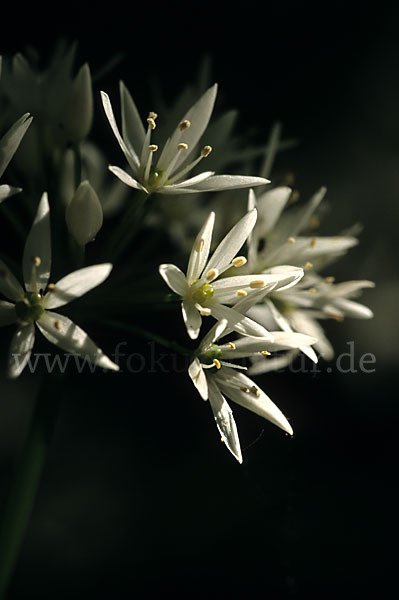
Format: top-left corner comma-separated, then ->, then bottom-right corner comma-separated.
0,45 -> 374,464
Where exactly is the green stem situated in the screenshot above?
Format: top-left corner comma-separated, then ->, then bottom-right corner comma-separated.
0,379 -> 59,598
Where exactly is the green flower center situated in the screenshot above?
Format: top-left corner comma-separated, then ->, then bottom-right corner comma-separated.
199,345 -> 221,365
148,168 -> 165,190
15,292 -> 44,323
191,282 -> 214,305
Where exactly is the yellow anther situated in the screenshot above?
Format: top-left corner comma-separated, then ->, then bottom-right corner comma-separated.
148,111 -> 158,120
324,276 -> 335,284
261,350 -> 271,356
251,385 -> 260,396
32,256 -> 41,266
305,262 -> 313,270
199,307 -> 211,316
327,312 -> 344,322
310,237 -> 317,248
310,216 -> 320,229
147,117 -> 156,130
205,268 -> 218,282
148,144 -> 158,152
308,287 -> 317,294
54,320 -> 62,330
177,143 -> 188,151
240,386 -> 250,393
178,119 -> 191,131
228,342 -> 236,350
249,279 -> 265,289
232,256 -> 247,268
288,236 -> 296,244
47,283 -> 56,291
201,145 -> 212,157
235,289 -> 248,296
213,358 -> 221,369
195,238 -> 205,252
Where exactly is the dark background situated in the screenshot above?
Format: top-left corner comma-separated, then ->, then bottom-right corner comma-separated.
0,2 -> 398,598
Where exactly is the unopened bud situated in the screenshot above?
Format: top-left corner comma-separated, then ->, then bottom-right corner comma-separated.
66,180 -> 103,246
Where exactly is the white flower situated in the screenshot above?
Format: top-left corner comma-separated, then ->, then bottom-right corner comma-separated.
0,112 -> 32,203
159,209 -> 304,340
188,320 -> 317,463
65,180 -> 103,246
0,193 -> 119,377
101,83 -> 269,195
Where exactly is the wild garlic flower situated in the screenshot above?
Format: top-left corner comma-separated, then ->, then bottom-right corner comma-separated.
244,186 -> 374,369
0,193 -> 119,377
189,319 -> 317,463
159,209 -> 304,340
101,83 -> 269,195
0,112 -> 32,203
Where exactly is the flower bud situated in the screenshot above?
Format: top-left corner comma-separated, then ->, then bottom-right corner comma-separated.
66,180 -> 103,246
62,63 -> 93,143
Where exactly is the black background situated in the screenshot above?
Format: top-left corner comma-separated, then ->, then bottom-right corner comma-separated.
0,2 -> 398,598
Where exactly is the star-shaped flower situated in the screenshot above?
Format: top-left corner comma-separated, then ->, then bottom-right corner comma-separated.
101,83 -> 269,195
188,319 -> 317,463
0,193 -> 119,377
159,209 -> 304,340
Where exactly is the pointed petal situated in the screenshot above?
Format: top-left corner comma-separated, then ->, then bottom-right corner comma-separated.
327,280 -> 375,298
0,184 -> 22,203
119,80 -> 146,157
189,174 -> 269,192
8,324 -> 35,378
43,264 -> 113,309
186,212 -> 215,285
182,299 -> 202,339
0,259 -> 24,301
37,311 -> 119,371
256,186 -> 292,234
210,303 -> 273,340
204,208 -> 257,274
200,318 -> 229,351
248,350 -> 298,375
219,331 -> 317,359
108,165 -> 148,192
158,264 -> 188,296
217,369 -> 293,435
100,91 -> 140,172
0,301 -> 17,326
23,192 -> 51,292
162,171 -> 214,189
289,310 -> 334,360
330,298 -> 374,319
0,113 -> 33,178
208,379 -> 242,464
188,357 -> 208,400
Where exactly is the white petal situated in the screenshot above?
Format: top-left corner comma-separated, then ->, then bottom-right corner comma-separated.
37,311 -> 119,371
0,301 -> 17,326
119,80 -> 146,158
204,209 -> 257,274
200,318 -> 229,350
23,192 -> 51,292
330,298 -> 374,319
189,174 -> 269,192
255,186 -> 292,235
0,113 -> 32,178
217,369 -> 293,435
0,259 -> 24,301
8,324 -> 35,378
289,310 -> 334,360
157,84 -> 218,173
220,331 -> 317,359
108,165 -> 148,193
43,264 -> 113,309
159,264 -> 188,296
208,379 -> 242,464
161,171 -> 214,190
100,91 -> 139,172
262,266 -> 304,291
210,303 -> 273,340
248,350 -> 298,375
327,280 -> 375,298
0,184 -> 22,203
182,299 -> 202,339
186,212 -> 215,285
188,357 -> 208,400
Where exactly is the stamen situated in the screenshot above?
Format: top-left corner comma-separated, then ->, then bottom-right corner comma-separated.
144,145 -> 158,184
148,144 -> 158,152
305,262 -> 313,270
327,312 -> 344,322
195,238 -> 205,252
47,283 -> 56,291
199,307 -> 211,316
54,320 -> 62,330
206,268 -> 219,282
288,237 -> 296,244
177,143 -> 188,151
324,276 -> 335,284
148,111 -> 158,120
240,386 -> 250,393
213,358 -> 221,369
157,143 -> 189,186
147,117 -> 156,130
251,385 -> 260,396
249,279 -> 266,289
166,144 -> 212,184
201,145 -> 212,157
228,342 -> 236,350
32,256 -> 41,266
308,287 -> 317,294
235,289 -> 247,296
310,237 -> 317,248
232,256 -> 247,268
310,216 -> 320,229
261,350 -> 271,356
178,119 -> 191,131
